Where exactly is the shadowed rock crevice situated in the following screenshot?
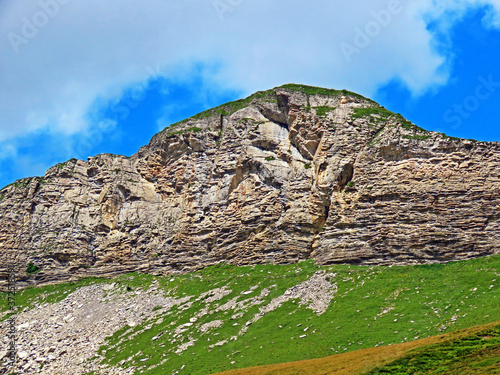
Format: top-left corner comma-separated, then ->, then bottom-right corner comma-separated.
337,162 -> 354,191
257,102 -> 289,129
276,92 -> 290,128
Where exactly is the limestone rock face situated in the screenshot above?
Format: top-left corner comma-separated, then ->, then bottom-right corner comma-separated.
1,84 -> 499,287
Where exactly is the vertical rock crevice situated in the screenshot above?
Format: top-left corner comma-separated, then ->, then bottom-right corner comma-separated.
337,162 -> 354,191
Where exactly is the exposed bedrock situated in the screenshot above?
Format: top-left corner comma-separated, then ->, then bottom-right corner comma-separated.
1,84 -> 499,288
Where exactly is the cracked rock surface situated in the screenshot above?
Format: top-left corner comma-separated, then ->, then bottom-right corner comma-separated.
0,84 -> 499,289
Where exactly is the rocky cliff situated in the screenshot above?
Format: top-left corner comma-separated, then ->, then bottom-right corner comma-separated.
1,84 -> 499,288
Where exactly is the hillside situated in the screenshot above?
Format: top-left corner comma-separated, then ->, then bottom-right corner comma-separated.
218,320 -> 500,375
0,254 -> 498,374
1,84 -> 500,289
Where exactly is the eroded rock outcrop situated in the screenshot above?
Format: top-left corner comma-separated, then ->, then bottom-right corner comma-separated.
1,84 -> 499,288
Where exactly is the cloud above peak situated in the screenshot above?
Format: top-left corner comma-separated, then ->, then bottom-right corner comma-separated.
0,0 -> 499,145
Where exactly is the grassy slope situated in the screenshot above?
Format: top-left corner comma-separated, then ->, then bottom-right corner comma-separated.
1,255 -> 499,375
367,321 -> 500,374
0,276 -> 109,322
217,321 -> 500,375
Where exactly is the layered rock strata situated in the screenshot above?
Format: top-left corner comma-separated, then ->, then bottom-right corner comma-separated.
1,84 -> 499,288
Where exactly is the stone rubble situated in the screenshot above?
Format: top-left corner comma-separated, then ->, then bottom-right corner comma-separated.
0,270 -> 339,373
0,281 -> 188,374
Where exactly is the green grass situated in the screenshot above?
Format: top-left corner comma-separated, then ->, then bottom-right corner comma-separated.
280,84 -> 376,103
315,106 -> 336,116
164,84 -> 376,134
172,126 -> 203,135
0,276 -> 110,321
165,90 -> 276,132
55,158 -> 77,170
220,321 -> 500,375
159,83 -> 441,146
440,133 -> 463,142
0,178 -> 29,191
396,113 -> 429,134
211,91 -> 276,116
1,175 -> 49,193
402,134 -> 432,140
352,107 -> 433,144
98,256 -> 500,374
366,323 -> 500,374
1,256 -> 498,374
351,107 -> 394,121
350,107 -> 429,134
26,262 -> 40,274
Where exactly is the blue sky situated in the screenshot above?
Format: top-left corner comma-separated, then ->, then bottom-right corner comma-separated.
1,0 -> 500,188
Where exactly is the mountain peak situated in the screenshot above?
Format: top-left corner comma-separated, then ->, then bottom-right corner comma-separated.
1,84 -> 499,289
160,83 -> 377,135
150,83 -> 433,153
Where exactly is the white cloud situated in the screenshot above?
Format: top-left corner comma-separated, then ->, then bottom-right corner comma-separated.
410,0 -> 500,31
1,0 -> 500,146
